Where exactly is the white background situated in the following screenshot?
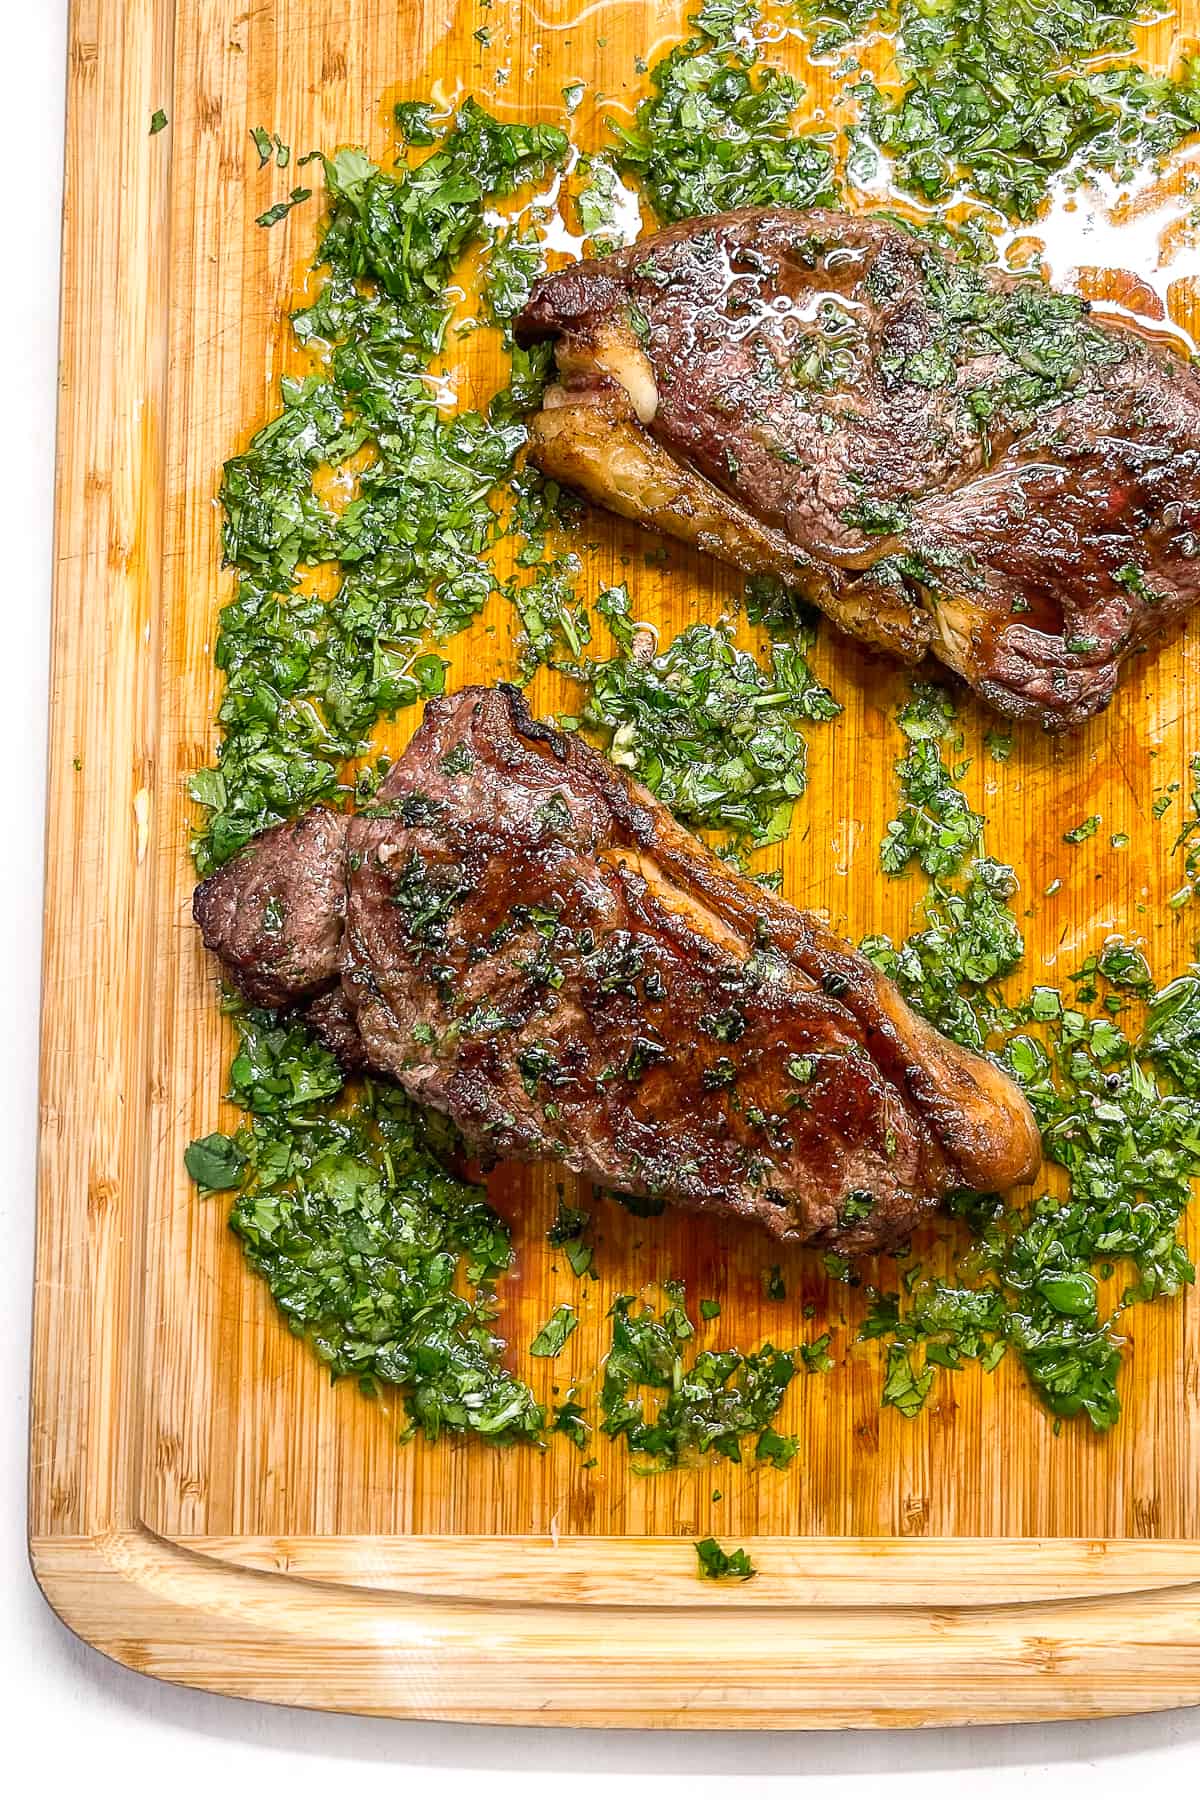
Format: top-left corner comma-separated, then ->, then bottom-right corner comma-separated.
5,5 -> 1200,1789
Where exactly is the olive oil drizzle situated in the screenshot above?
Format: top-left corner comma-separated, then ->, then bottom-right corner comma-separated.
186,2 -> 1200,1451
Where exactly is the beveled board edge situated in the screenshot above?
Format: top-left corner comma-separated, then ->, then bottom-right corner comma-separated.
28,1528 -> 1200,1725
29,0 -> 1200,1725
177,1533 -> 1200,1608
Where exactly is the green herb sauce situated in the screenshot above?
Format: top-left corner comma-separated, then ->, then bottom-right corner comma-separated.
190,106 -> 568,875
864,685 -> 1200,1429
185,5 -> 1200,1457
575,584 -> 838,851
200,1010 -> 543,1441
612,4 -> 839,223
807,0 -> 1200,221
600,1286 -> 799,1469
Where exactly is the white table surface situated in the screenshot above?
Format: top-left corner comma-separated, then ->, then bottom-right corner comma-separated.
6,7 -> 1200,1790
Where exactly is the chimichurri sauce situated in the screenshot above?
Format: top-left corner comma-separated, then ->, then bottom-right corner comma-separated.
187,2 -> 1200,1452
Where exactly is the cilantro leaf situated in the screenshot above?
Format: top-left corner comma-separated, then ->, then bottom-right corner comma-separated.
184,1132 -> 246,1191
529,1304 -> 579,1358
695,1537 -> 756,1580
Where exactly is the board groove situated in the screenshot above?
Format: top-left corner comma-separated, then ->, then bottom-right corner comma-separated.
30,0 -> 1200,1724
29,1527 -> 1200,1726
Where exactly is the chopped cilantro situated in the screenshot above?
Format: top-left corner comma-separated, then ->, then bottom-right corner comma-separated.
1141,971 -> 1200,1093
881,1344 -> 934,1417
1168,754 -> 1200,906
250,125 -> 292,168
575,589 -> 838,850
600,1289 -> 796,1467
879,686 -> 982,879
610,8 -> 838,223
530,1304 -> 579,1358
203,1055 -> 541,1441
190,104 -> 566,873
822,1250 -> 855,1284
828,0 -> 1200,222
755,1426 -> 799,1469
547,1199 -> 595,1279
511,561 -> 591,673
393,101 -> 438,146
481,223 -> 547,342
551,1392 -> 590,1447
256,188 -> 312,228
228,1009 -> 346,1116
695,1538 -> 757,1581
183,1131 -> 246,1191
863,688 -> 1200,1431
863,856 -> 1023,1051
575,152 -> 638,249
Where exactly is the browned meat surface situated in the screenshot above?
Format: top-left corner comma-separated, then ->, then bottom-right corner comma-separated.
515,208 -> 1200,730
193,686 -> 1040,1252
302,987 -> 369,1072
192,806 -> 349,1007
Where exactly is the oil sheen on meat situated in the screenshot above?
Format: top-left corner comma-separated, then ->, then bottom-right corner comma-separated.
194,686 -> 1041,1253
515,208 -> 1200,730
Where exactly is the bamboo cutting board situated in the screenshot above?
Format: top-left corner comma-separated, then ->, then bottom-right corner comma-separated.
30,0 -> 1200,1724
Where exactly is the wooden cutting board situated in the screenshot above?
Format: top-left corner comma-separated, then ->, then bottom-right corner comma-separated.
30,0 -> 1200,1724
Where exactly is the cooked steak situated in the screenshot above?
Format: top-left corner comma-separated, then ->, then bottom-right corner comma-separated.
514,209 -> 1200,729
302,986 -> 370,1072
193,686 -> 1040,1251
192,806 -> 349,1008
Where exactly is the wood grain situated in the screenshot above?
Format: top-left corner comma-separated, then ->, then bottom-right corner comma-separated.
29,1533 -> 1200,1727
29,0 -> 1200,1723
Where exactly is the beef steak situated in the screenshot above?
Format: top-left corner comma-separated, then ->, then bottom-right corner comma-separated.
193,686 -> 1040,1252
515,208 -> 1200,729
192,805 -> 349,1008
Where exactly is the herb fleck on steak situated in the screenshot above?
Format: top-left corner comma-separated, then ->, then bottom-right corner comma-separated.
515,208 -> 1200,729
193,686 -> 1040,1252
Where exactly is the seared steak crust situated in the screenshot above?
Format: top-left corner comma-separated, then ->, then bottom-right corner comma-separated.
193,686 -> 1040,1252
515,209 -> 1200,729
302,986 -> 369,1071
192,806 -> 349,1008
